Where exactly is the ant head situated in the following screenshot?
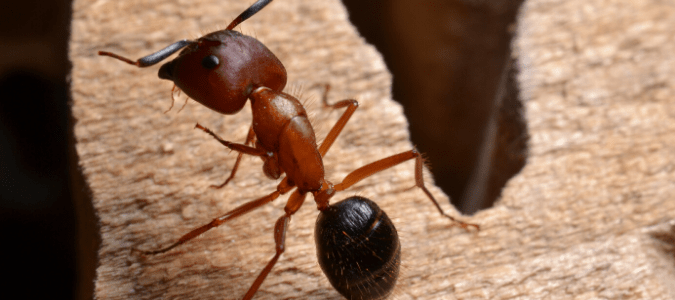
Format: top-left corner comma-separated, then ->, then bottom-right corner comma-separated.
98,0 -> 283,115
158,31 -> 287,115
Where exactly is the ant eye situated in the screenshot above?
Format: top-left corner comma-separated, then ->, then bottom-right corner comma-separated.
201,55 -> 219,70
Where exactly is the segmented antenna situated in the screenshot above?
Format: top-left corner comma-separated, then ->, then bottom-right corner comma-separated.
226,0 -> 274,30
98,40 -> 195,67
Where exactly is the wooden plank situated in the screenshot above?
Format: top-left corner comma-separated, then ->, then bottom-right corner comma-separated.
507,0 -> 675,298
70,0 -> 675,299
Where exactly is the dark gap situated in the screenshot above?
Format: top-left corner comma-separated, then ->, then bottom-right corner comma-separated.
651,224 -> 675,265
0,70 -> 75,299
341,0 -> 528,214
0,0 -> 98,299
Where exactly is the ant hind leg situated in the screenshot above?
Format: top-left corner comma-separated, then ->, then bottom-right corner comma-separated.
242,190 -> 307,300
331,149 -> 479,231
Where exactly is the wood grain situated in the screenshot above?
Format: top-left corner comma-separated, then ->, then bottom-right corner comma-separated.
70,0 -> 675,299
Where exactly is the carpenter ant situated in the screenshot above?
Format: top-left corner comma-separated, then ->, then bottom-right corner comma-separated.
98,0 -> 478,299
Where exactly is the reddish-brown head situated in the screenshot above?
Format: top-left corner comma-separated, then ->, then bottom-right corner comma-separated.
158,31 -> 286,115
98,0 -> 282,115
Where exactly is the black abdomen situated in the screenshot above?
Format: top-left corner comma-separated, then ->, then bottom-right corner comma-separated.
315,196 -> 400,300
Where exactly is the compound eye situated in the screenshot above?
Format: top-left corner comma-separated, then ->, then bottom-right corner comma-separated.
201,55 -> 219,70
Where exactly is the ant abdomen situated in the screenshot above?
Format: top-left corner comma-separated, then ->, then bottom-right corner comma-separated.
315,196 -> 401,300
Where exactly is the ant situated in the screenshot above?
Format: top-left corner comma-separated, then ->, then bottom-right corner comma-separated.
98,0 -> 479,299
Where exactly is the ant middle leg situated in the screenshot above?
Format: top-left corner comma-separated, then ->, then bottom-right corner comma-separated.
332,149 -> 479,231
133,177 -> 295,256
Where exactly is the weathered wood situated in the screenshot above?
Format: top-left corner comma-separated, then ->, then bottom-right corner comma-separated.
507,0 -> 675,298
70,0 -> 675,299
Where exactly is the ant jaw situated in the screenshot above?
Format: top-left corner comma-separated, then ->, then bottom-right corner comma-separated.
158,60 -> 175,81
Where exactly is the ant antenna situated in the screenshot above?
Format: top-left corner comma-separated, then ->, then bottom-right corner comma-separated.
99,0 -> 274,67
99,40 -> 195,67
226,0 -> 274,30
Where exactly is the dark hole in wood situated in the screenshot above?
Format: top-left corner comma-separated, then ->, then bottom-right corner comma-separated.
651,224 -> 675,265
0,0 -> 99,299
341,0 -> 529,214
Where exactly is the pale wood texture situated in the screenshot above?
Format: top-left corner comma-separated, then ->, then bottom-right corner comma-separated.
70,0 -> 675,299
507,0 -> 675,298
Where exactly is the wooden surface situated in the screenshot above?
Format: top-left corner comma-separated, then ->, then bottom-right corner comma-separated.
70,0 -> 675,299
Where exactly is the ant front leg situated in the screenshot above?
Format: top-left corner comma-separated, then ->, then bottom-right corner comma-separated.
196,123 -> 268,157
331,149 -> 479,231
315,84 -> 359,157
195,123 -> 274,185
211,125 -> 256,189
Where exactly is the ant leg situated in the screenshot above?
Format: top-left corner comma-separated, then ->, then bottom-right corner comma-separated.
135,178 -> 295,255
243,190 -> 307,300
316,84 -> 359,157
333,149 -> 479,231
195,123 -> 268,157
211,125 -> 256,189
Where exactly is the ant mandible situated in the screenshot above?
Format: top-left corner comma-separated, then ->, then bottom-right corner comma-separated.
99,0 -> 479,299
